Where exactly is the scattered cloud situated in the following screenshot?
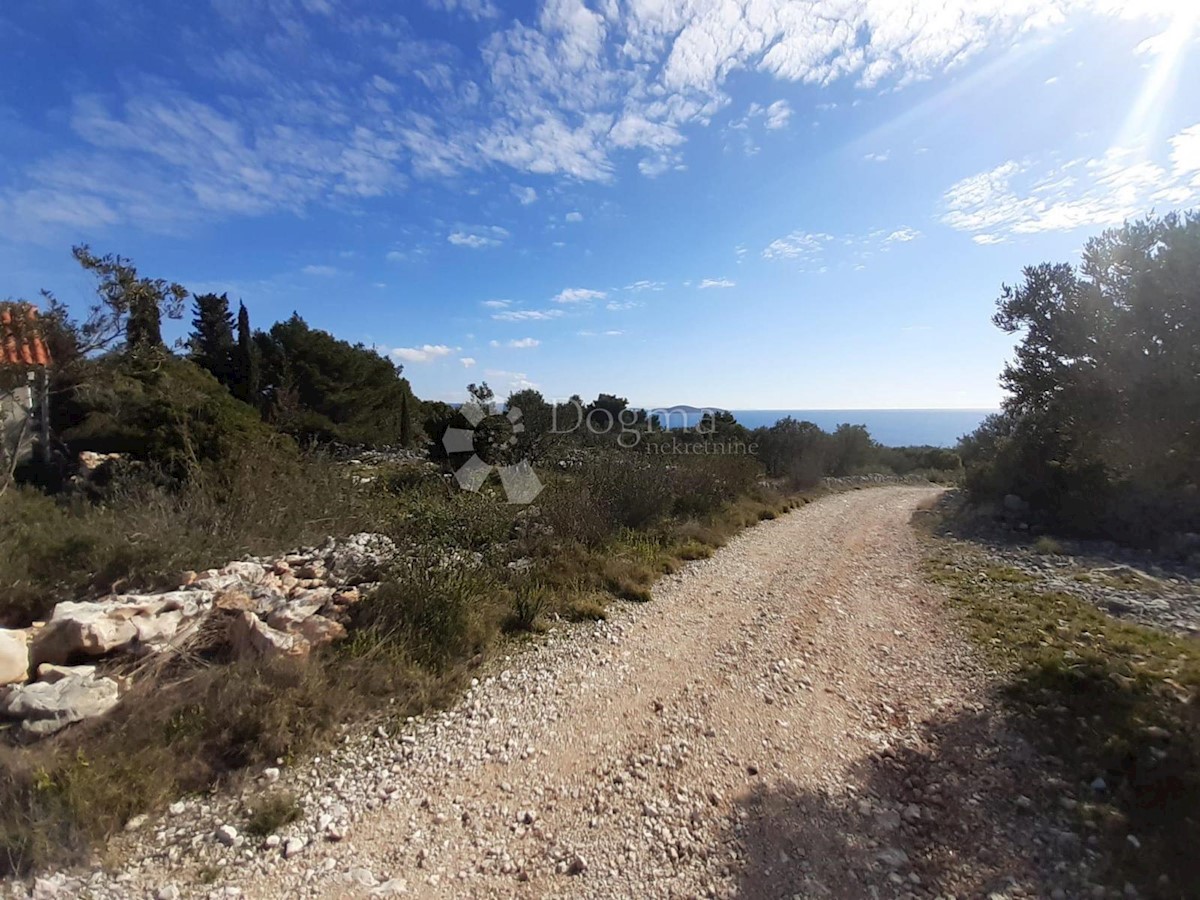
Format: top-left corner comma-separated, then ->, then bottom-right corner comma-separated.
565,211 -> 584,222
484,368 -> 537,391
578,329 -> 624,337
699,278 -> 736,289
424,0 -> 499,21
448,226 -> 510,248
512,185 -> 538,205
885,227 -> 921,243
460,356 -> 477,367
301,264 -> 337,276
553,287 -> 606,304
4,1 -> 1178,239
392,344 -> 455,363
492,308 -> 564,322
624,280 -> 666,292
481,299 -> 512,308
942,122 -> 1200,240
864,151 -> 890,163
762,231 -> 833,261
491,337 -> 540,348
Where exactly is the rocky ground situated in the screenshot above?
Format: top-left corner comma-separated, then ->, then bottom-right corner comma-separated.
11,487 -> 1118,899
942,530 -> 1200,637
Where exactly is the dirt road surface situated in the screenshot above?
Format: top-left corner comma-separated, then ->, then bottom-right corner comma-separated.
217,485 -> 1078,899
43,486 -> 1093,900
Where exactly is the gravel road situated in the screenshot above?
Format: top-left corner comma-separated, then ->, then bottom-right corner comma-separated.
28,486 -> 1099,900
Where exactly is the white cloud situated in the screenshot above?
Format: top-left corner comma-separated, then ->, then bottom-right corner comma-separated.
482,299 -> 512,308
699,277 -> 735,289
578,329 -> 624,337
942,122 -> 1200,240
512,185 -> 538,205
301,264 -> 337,276
762,231 -> 833,261
763,100 -> 792,130
492,308 -> 564,321
552,287 -> 606,304
885,227 -> 921,243
493,336 -> 541,348
865,151 -> 890,163
624,280 -> 666,292
448,226 -> 510,248
460,356 -> 477,367
1,0 -> 1184,238
392,344 -> 455,363
565,211 -> 584,222
425,0 -> 499,21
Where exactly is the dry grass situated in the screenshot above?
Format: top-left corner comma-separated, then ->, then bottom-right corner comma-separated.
0,454 -> 808,876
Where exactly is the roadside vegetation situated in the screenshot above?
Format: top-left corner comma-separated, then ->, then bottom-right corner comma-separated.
919,512 -> 1199,898
929,210 -> 1200,897
957,212 -> 1200,552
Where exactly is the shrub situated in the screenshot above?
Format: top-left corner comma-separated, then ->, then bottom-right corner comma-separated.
351,559 -> 499,671
245,792 -> 303,836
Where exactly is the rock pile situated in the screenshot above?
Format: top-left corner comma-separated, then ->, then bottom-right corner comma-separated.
0,533 -> 398,740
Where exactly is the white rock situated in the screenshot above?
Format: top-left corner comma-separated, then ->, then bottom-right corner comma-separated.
0,672 -> 120,738
155,885 -> 181,900
263,766 -> 281,784
0,628 -> 29,686
228,611 -> 310,662
215,824 -> 240,846
284,836 -> 307,858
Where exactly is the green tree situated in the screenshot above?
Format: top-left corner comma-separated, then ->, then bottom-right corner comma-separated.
967,212 -> 1200,543
234,301 -> 259,406
255,314 -> 410,446
53,246 -> 187,355
189,293 -> 236,387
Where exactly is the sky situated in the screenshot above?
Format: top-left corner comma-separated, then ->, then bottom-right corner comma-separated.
1,1 -> 1199,409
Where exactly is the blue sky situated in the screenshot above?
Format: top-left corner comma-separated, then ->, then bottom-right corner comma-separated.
1,1 -> 1198,408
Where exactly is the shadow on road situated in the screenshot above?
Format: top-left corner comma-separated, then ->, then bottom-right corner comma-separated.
725,698 -> 1085,899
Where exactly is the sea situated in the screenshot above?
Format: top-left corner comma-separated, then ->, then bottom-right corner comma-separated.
652,409 -> 998,448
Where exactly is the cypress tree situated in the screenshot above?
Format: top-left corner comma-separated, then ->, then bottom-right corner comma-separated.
234,302 -> 259,406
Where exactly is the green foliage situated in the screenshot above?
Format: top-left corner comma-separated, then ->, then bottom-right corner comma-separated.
188,293 -> 236,388
54,354 -> 279,480
256,314 -> 411,446
352,559 -> 499,671
69,246 -> 187,354
962,212 -> 1200,546
233,301 -> 259,407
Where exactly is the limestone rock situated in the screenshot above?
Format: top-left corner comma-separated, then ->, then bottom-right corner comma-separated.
32,592 -> 212,665
228,611 -> 310,661
0,671 -> 120,738
0,628 -> 30,686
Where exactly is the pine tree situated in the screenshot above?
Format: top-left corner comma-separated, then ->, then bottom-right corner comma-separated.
234,301 -> 259,406
189,293 -> 236,386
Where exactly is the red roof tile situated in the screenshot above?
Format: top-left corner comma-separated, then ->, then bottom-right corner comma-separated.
0,303 -> 51,368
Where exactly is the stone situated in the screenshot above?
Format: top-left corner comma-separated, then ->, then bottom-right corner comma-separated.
284,836 -> 307,858
1003,493 -> 1029,514
228,611 -> 311,662
0,672 -> 120,738
124,814 -> 148,832
566,854 -> 588,876
155,886 -> 181,900
215,824 -> 240,846
36,663 -> 97,683
263,766 -> 281,784
214,588 -> 258,613
265,605 -> 346,648
324,532 -> 397,584
0,628 -> 30,686
31,593 -> 212,665
876,847 -> 909,869
221,561 -> 267,584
